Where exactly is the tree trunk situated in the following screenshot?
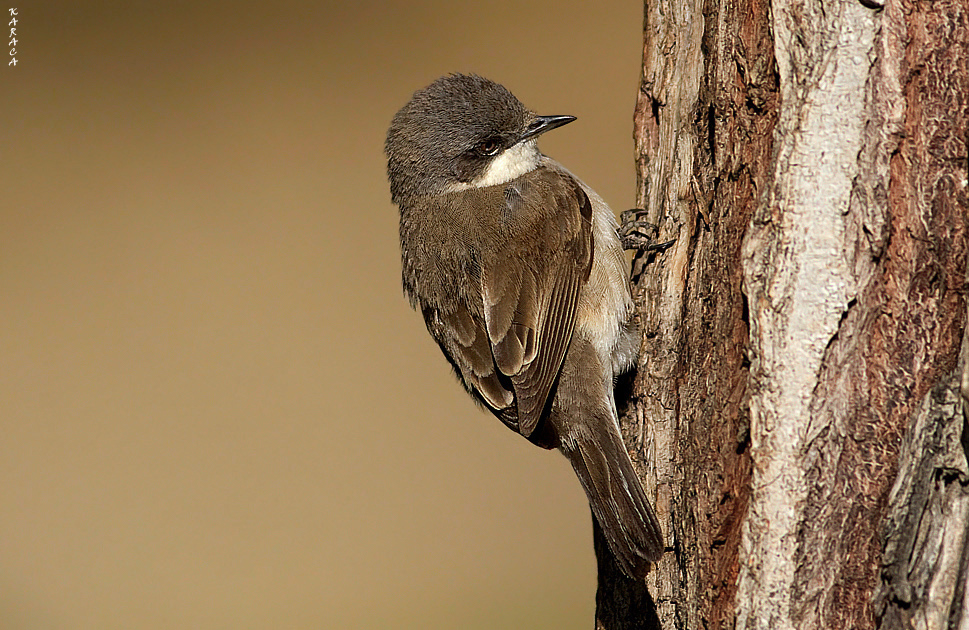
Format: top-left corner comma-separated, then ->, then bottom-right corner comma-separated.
596,0 -> 969,627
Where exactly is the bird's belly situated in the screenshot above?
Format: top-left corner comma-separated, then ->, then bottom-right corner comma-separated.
574,198 -> 636,374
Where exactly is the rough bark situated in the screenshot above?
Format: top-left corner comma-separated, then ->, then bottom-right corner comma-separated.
597,0 -> 779,626
596,0 -> 969,627
871,1 -> 969,627
739,0 -> 884,626
739,0 -> 967,626
876,324 -> 969,630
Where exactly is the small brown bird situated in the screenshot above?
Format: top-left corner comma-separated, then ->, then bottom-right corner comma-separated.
385,74 -> 663,578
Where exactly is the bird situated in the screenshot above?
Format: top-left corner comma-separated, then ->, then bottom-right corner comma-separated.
385,73 -> 663,578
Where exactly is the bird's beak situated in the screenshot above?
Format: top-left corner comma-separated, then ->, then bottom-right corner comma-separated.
518,115 -> 577,143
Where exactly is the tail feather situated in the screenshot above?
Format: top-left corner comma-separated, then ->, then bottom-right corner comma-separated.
561,424 -> 663,578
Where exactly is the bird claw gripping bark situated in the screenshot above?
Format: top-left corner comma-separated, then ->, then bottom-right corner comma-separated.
618,209 -> 676,253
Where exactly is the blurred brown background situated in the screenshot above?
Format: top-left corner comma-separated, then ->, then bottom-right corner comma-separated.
1,2 -> 643,627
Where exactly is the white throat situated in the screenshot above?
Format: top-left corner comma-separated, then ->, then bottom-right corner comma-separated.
471,140 -> 541,188
473,140 -> 540,187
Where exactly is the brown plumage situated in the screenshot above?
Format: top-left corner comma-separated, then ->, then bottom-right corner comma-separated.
387,74 -> 663,578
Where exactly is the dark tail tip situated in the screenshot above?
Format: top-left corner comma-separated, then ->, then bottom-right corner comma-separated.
562,427 -> 664,579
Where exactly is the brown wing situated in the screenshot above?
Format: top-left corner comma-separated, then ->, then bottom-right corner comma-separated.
478,168 -> 593,437
407,166 -> 593,438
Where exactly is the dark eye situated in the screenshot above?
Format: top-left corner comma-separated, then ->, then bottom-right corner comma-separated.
476,138 -> 502,156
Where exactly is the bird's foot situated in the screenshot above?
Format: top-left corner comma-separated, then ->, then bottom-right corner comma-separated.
619,209 -> 675,253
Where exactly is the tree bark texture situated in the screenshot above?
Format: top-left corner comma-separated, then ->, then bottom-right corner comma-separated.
601,0 -> 969,627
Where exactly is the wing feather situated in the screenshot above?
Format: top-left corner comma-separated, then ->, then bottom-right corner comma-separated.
410,166 -> 593,438
483,169 -> 593,437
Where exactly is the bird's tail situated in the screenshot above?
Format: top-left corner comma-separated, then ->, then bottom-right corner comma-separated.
560,422 -> 664,579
